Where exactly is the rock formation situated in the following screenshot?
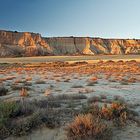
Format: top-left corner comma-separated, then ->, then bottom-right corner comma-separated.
0,30 -> 52,57
0,30 -> 140,57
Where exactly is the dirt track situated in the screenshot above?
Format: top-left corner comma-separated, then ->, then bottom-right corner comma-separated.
0,55 -> 140,64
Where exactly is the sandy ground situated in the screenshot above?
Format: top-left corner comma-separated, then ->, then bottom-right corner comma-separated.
0,55 -> 140,64
6,127 -> 67,140
0,59 -> 140,140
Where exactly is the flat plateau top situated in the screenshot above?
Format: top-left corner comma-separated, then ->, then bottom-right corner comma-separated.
0,55 -> 140,64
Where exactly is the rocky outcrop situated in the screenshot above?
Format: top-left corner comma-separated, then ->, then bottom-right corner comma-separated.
0,30 -> 140,57
0,30 -> 52,57
45,37 -> 94,55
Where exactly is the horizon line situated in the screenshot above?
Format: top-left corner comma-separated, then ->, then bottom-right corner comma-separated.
1,29 -> 140,40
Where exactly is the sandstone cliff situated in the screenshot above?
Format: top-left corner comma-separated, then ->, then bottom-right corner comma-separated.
0,30 -> 52,57
0,30 -> 140,57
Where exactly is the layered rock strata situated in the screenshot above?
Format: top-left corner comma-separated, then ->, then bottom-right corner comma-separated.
0,30 -> 140,57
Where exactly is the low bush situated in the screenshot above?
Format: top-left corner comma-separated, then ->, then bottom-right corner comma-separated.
0,101 -> 20,139
67,99 -> 135,140
88,96 -> 102,103
0,101 -> 19,126
10,111 -> 42,136
86,76 -> 98,86
35,80 -> 46,84
0,99 -> 61,139
47,94 -> 87,101
101,102 -> 127,126
20,88 -> 29,97
66,113 -> 112,140
82,101 -> 130,127
34,99 -> 61,108
0,87 -> 8,96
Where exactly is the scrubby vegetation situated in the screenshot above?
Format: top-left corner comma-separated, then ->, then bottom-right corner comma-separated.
0,94 -> 139,140
0,60 -> 140,139
47,94 -> 87,101
0,87 -> 8,96
67,114 -> 112,140
66,96 -> 139,140
85,98 -> 130,127
0,99 -> 60,139
0,93 -> 86,139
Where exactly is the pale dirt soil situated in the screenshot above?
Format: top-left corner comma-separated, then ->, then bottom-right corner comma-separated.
0,55 -> 140,64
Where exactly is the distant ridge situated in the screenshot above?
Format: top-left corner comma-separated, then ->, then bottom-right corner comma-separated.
0,30 -> 140,57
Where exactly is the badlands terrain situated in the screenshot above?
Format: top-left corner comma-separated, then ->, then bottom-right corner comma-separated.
0,30 -> 140,57
0,57 -> 140,140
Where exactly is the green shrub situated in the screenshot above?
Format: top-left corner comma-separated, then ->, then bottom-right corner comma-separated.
0,102 -> 19,119
0,101 -> 20,139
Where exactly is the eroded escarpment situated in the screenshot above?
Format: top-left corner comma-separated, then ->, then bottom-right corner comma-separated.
0,30 -> 140,57
0,30 -> 52,57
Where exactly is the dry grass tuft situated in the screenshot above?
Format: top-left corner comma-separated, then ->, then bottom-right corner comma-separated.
20,88 -> 29,97
101,102 -> 127,126
44,89 -> 51,96
66,114 -> 112,140
84,99 -> 131,127
35,80 -> 46,84
87,77 -> 98,86
88,96 -> 102,103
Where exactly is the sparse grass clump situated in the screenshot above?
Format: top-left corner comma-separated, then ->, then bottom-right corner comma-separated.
81,104 -> 101,117
113,96 -> 125,104
0,93 -> 87,139
20,88 -> 29,97
11,84 -> 22,90
0,86 -> 8,96
10,110 -> 43,136
66,114 -> 112,140
34,99 -> 61,108
86,77 -> 98,86
71,85 -> 84,88
0,99 -> 60,139
120,81 -> 129,85
0,101 -> 20,138
64,78 -> 71,82
47,94 -> 87,101
0,102 -> 19,122
66,97 -> 132,140
83,98 -> 133,127
100,95 -> 107,100
88,96 -> 102,103
86,81 -> 97,86
10,108 -> 59,136
101,102 -> 128,126
35,80 -> 46,84
119,77 -> 137,85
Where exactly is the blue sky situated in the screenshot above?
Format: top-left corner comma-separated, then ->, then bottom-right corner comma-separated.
0,0 -> 140,38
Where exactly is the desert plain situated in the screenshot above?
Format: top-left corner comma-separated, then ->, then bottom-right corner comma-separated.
0,55 -> 140,140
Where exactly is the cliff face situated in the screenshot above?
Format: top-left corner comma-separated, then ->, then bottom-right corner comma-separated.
45,37 -> 94,55
45,37 -> 140,55
0,30 -> 52,57
0,30 -> 140,57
